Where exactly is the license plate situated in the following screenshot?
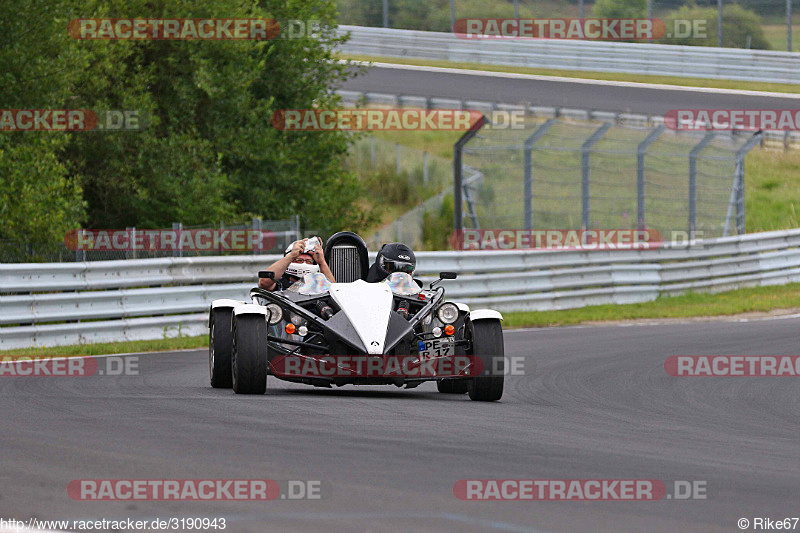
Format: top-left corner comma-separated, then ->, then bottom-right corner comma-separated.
418,338 -> 453,357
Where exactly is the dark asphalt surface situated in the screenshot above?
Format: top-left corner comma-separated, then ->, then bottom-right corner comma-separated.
340,64 -> 800,115
1,317 -> 799,532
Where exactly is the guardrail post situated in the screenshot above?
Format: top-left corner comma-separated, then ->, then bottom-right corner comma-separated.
636,125 -> 665,230
688,132 -> 716,240
453,115 -> 486,234
581,123 -> 612,231
523,119 -> 557,231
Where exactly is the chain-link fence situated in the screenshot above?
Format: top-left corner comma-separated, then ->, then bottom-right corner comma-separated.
456,116 -> 761,240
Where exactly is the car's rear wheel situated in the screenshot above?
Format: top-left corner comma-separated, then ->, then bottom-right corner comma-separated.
232,314 -> 268,395
467,319 -> 504,402
437,379 -> 468,394
209,308 -> 233,388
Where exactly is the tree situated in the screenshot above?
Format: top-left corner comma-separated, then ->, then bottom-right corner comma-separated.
592,0 -> 647,19
1,0 -> 369,262
0,1 -> 87,259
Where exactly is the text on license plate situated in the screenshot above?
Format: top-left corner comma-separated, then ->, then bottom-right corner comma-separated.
418,338 -> 453,357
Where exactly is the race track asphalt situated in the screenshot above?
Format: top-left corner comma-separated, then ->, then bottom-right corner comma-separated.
340,64 -> 800,115
1,316 -> 798,532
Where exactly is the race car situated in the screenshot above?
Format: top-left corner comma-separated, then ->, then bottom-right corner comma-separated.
207,232 -> 504,401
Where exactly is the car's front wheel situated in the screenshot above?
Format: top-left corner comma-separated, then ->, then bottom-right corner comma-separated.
209,307 -> 233,389
232,314 -> 268,395
467,319 -> 504,402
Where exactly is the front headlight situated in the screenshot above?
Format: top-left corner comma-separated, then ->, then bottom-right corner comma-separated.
436,303 -> 459,324
266,303 -> 283,325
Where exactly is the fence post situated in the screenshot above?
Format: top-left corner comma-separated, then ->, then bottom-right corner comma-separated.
581,122 -> 612,231
734,132 -> 761,235
523,119 -> 557,231
76,230 -> 87,262
127,227 -> 136,260
396,215 -> 402,242
252,217 -> 262,255
688,132 -> 715,240
636,125 -> 666,230
453,115 -> 486,234
396,143 -> 401,174
172,222 -> 183,257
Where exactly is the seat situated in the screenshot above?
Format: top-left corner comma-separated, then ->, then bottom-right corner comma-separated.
324,232 -> 369,283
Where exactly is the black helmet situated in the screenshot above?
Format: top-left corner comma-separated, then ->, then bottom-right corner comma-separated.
376,242 -> 416,277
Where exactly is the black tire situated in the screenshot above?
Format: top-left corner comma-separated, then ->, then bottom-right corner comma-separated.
437,379 -> 468,394
232,314 -> 268,395
209,308 -> 233,389
467,319 -> 504,402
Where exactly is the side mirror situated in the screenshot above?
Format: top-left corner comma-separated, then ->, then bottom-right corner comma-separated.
430,271 -> 457,289
258,270 -> 275,279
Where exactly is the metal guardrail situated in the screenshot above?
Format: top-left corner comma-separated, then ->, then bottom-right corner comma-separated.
2,229 -> 800,349
338,25 -> 800,84
335,90 -> 800,151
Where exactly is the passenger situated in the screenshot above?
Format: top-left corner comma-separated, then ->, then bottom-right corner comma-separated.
260,237 -> 336,291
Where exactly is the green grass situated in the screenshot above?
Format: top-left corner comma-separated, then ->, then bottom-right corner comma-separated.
0,335 -> 208,357
762,24 -> 799,52
502,283 -> 800,328
340,53 -> 800,94
746,149 -> 800,232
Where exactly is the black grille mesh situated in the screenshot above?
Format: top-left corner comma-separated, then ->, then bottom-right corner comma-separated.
329,245 -> 361,283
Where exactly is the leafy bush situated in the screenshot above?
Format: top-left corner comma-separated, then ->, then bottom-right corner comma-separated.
422,194 -> 454,250
659,4 -> 771,49
592,0 -> 646,19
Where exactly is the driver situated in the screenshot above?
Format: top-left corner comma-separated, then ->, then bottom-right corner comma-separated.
366,242 -> 416,283
260,237 -> 336,291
